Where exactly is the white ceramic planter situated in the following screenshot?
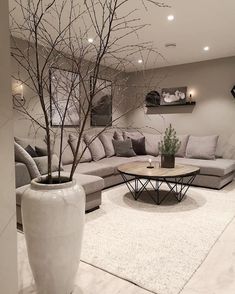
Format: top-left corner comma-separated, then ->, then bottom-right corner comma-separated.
22,177 -> 85,294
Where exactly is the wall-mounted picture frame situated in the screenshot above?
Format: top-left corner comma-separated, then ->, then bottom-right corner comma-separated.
50,67 -> 80,127
160,87 -> 187,105
90,76 -> 112,127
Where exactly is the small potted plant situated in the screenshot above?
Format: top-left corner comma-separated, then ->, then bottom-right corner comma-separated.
159,124 -> 181,168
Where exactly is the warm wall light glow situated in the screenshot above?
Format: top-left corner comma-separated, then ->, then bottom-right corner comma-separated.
138,59 -> 143,64
203,46 -> 210,51
167,15 -> 174,21
88,38 -> 94,43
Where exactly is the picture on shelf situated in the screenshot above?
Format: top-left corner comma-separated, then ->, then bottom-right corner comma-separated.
160,87 -> 187,105
50,67 -> 80,127
90,77 -> 112,127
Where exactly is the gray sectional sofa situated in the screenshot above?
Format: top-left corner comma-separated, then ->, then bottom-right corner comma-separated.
15,130 -> 235,224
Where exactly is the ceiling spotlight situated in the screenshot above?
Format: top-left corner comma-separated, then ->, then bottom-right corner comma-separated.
138,59 -> 143,64
167,15 -> 174,21
88,38 -> 94,43
203,46 -> 210,51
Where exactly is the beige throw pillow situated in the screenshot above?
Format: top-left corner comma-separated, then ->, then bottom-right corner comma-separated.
143,133 -> 161,156
186,135 -> 219,160
69,134 -> 92,163
99,132 -> 115,157
83,134 -> 106,162
175,135 -> 189,157
34,154 -> 62,175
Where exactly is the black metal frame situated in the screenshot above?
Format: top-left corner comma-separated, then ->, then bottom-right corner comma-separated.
120,173 -> 197,205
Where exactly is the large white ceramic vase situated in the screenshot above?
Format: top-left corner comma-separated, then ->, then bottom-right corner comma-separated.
22,177 -> 85,294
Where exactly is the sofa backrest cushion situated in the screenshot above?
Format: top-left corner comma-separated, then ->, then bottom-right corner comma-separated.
175,135 -> 189,157
84,133 -> 106,162
113,130 -> 124,141
186,135 -> 219,160
99,132 -> 115,157
123,130 -> 143,140
112,138 -> 136,157
222,133 -> 235,159
142,133 -> 161,156
14,142 -> 41,179
69,134 -> 92,163
33,154 -> 62,175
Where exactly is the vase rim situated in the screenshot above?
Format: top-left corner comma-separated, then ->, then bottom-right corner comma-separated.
31,176 -> 75,190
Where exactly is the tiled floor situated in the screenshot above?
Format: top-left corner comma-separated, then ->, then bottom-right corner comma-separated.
18,215 -> 235,294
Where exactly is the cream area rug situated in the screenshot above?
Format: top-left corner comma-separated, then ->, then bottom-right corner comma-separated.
81,181 -> 235,294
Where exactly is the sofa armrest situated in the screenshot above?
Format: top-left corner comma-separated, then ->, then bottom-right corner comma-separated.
15,162 -> 31,188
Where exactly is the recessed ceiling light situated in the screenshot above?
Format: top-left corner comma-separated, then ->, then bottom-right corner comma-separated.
88,38 -> 94,43
203,46 -> 210,51
138,59 -> 143,64
167,15 -> 174,21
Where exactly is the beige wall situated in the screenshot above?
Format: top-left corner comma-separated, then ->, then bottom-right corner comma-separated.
11,38 -> 127,140
125,56 -> 235,142
0,0 -> 18,293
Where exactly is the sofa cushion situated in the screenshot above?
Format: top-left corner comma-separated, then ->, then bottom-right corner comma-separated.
143,133 -> 161,156
84,134 -> 106,161
15,162 -> 31,188
175,157 -> 235,177
63,162 -> 114,178
14,142 -> 40,179
123,130 -> 143,140
222,134 -> 235,159
33,154 -> 62,175
99,132 -> 115,157
69,134 -> 92,163
186,135 -> 219,160
113,130 -> 124,141
176,135 -> 189,157
112,138 -> 136,157
25,145 -> 38,157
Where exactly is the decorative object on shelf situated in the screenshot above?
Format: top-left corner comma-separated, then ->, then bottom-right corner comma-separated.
145,90 -> 161,107
90,77 -> 112,127
22,176 -> 85,294
147,158 -> 154,169
12,81 -> 25,107
50,68 -> 80,127
231,85 -> 235,98
159,124 -> 181,168
160,87 -> 187,105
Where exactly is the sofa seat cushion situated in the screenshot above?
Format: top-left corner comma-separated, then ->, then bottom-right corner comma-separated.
63,162 -> 114,178
99,155 -> 157,175
175,157 -> 235,177
16,172 -> 104,206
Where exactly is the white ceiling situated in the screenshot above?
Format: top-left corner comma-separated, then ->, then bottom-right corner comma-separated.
9,0 -> 235,71
123,0 -> 235,70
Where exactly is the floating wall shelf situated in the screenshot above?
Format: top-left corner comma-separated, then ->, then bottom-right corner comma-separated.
146,101 -> 196,114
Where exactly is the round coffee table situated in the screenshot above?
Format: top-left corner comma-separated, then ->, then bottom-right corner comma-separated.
118,161 -> 200,205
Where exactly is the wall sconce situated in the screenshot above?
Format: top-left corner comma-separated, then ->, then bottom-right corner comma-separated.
13,81 -> 25,107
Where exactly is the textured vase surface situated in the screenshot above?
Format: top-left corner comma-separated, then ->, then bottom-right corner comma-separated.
22,177 -> 85,294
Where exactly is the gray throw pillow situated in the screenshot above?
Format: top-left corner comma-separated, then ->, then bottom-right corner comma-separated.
35,146 -> 48,157
14,142 -> 40,179
186,135 -> 219,160
33,154 -> 63,175
25,145 -> 38,157
131,137 -> 146,155
69,134 -> 92,163
175,135 -> 189,157
112,138 -> 136,157
84,134 -> 106,161
99,132 -> 115,157
143,133 -> 162,156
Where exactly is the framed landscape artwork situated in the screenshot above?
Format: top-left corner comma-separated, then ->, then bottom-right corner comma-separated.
160,87 -> 187,105
50,67 -> 80,127
90,77 -> 112,127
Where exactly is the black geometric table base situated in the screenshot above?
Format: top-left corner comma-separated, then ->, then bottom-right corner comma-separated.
120,173 -> 197,205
